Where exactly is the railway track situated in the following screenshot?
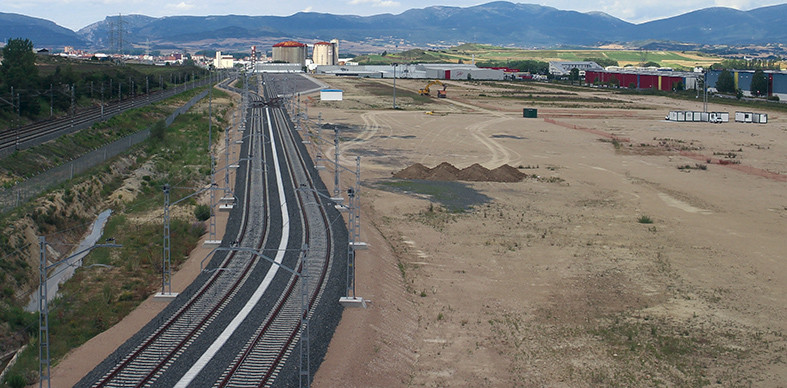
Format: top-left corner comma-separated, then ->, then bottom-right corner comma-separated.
81,73 -> 340,387
0,76 -> 225,156
211,77 -> 334,388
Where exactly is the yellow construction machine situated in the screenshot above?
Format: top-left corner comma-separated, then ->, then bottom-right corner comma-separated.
419,80 -> 447,98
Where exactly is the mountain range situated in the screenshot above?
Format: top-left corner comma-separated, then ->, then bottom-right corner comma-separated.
2,1 -> 786,51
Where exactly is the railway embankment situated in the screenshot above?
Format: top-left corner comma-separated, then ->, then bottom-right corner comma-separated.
0,86 -> 237,387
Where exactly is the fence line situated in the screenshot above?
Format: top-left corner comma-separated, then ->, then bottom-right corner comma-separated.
0,88 -> 211,214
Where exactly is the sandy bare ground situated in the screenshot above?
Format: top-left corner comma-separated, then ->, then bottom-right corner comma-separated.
309,76 -> 787,387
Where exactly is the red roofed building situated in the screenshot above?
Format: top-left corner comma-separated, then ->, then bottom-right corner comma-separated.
273,41 -> 308,66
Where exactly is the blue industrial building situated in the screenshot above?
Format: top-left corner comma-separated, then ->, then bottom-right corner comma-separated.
707,69 -> 787,99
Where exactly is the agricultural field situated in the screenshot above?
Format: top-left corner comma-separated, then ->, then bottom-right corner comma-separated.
355,44 -> 725,70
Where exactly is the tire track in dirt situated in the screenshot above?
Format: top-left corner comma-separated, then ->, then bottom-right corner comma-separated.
466,116 -> 520,167
415,117 -> 470,165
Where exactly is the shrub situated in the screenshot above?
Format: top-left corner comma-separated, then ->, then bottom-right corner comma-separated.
638,215 -> 654,224
194,204 -> 211,221
150,120 -> 167,141
5,373 -> 27,388
190,221 -> 208,238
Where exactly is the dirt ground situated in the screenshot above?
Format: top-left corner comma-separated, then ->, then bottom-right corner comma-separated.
308,76 -> 787,387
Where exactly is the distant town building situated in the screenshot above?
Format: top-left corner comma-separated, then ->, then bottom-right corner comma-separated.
272,41 -> 308,67
548,61 -> 603,76
214,51 -> 235,69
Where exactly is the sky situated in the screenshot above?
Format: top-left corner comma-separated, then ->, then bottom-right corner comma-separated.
2,0 -> 785,31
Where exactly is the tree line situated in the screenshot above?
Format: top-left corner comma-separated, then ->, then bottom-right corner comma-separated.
1,38 -> 206,125
718,59 -> 781,71
715,69 -> 772,98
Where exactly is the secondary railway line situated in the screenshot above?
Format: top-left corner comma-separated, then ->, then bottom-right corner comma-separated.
79,73 -> 343,387
0,76 -> 222,156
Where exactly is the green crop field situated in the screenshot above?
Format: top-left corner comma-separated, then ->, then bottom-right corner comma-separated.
355,44 -> 725,70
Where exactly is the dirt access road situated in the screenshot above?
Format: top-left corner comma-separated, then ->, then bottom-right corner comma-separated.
308,76 -> 787,387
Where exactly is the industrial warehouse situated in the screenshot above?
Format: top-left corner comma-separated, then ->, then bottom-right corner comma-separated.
584,67 -> 702,91
705,69 -> 787,100
249,43 -> 787,102
251,40 -> 509,80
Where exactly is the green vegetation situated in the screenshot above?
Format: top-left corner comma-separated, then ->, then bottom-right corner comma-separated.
194,203 -> 211,221
354,48 -> 454,65
0,86 -> 228,386
638,215 -> 654,224
352,45 -> 725,73
721,58 -> 781,70
0,86 -> 207,182
716,70 -> 736,94
750,69 -> 768,96
584,57 -> 619,68
1,38 -> 40,117
0,47 -> 209,128
569,68 -> 581,84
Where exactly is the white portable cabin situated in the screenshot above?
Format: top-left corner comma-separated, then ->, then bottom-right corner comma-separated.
706,112 -> 729,123
752,113 -> 768,124
668,111 -> 729,123
735,111 -> 767,124
735,112 -> 753,123
320,89 -> 343,101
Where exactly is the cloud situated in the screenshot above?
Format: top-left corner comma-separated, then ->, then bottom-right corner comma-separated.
167,1 -> 194,10
713,0 -> 750,8
302,6 -> 313,12
348,0 -> 399,7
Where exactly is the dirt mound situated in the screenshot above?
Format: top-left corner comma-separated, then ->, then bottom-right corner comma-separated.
392,163 -> 431,180
457,163 -> 492,181
394,162 -> 527,183
428,162 -> 461,181
433,162 -> 462,176
490,164 -> 528,182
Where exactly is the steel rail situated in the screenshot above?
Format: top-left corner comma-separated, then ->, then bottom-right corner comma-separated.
90,80 -> 268,387
0,77 -> 226,155
216,74 -> 335,388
